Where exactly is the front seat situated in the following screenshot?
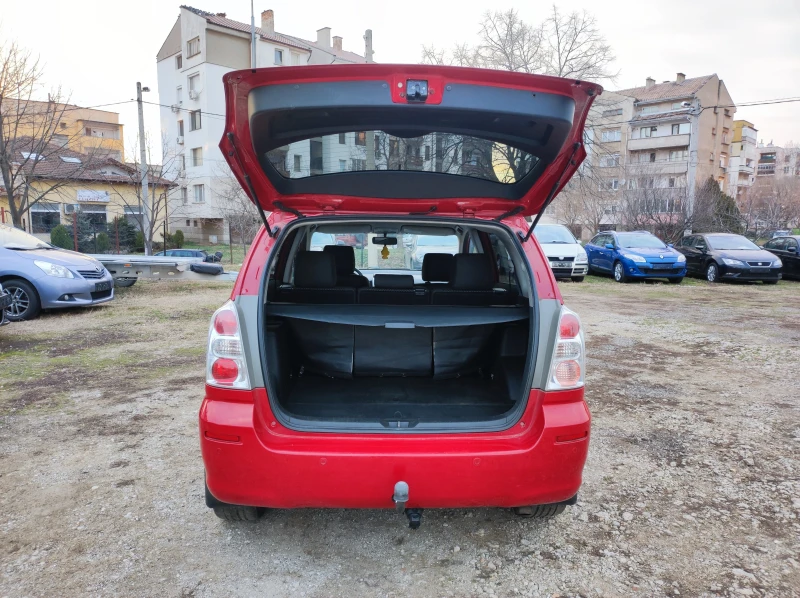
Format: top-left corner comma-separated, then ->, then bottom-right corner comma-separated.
323,245 -> 369,288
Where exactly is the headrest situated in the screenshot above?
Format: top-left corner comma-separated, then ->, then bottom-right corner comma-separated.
373,274 -> 415,289
421,253 -> 455,282
294,251 -> 337,288
451,253 -> 495,290
323,245 -> 356,275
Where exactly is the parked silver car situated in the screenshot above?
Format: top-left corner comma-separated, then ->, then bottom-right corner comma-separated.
0,224 -> 114,321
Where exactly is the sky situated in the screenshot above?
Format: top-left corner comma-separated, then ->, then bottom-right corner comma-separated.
3,0 -> 799,157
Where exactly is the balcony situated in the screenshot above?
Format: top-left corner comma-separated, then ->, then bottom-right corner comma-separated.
757,164 -> 775,176
627,134 -> 690,152
738,164 -> 754,175
627,160 -> 688,175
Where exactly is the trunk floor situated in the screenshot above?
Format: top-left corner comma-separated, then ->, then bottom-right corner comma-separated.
282,375 -> 515,422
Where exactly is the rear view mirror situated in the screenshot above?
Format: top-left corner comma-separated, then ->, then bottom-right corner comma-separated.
605,243 -> 615,250
667,243 -> 674,248
372,236 -> 398,246
788,246 -> 797,253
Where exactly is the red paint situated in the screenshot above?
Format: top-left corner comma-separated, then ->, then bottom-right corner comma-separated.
200,386 -> 589,509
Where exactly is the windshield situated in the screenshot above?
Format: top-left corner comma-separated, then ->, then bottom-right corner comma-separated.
309,231 -> 459,271
266,131 -> 539,185
707,236 -> 760,251
534,225 -> 577,244
0,225 -> 52,250
617,234 -> 666,249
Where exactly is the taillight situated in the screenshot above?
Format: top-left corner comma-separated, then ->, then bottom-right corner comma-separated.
546,306 -> 585,391
206,300 -> 251,389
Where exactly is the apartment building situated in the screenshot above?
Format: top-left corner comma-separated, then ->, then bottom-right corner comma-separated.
155,6 -> 370,243
755,142 -> 800,178
727,120 -> 758,200
1,100 -> 125,161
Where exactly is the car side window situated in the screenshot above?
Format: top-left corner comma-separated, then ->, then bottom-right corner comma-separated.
681,236 -> 694,247
487,233 -> 518,291
694,237 -> 708,250
769,239 -> 786,251
786,239 -> 798,251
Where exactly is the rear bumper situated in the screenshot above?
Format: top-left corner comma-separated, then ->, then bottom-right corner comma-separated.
200,387 -> 590,509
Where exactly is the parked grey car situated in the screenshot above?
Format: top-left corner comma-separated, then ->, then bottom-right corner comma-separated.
0,224 -> 115,321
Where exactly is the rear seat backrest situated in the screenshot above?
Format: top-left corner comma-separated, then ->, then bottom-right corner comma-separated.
358,274 -> 428,304
431,253 -> 514,306
419,253 -> 455,285
323,245 -> 369,288
276,251 -> 356,304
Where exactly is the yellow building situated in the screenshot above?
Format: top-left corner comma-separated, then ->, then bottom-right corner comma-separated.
1,140 -> 172,243
2,99 -> 125,161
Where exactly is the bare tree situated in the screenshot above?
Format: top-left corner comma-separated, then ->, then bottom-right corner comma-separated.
212,163 -> 261,256
0,38 -> 99,228
746,176 -> 800,234
422,6 -> 617,83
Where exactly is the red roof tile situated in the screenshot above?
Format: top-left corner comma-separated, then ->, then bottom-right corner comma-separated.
615,75 -> 715,103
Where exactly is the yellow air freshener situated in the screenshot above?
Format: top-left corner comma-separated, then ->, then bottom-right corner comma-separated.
381,245 -> 390,260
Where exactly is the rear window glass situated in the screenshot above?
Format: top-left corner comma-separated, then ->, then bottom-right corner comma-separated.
309,231 -> 459,271
268,132 -> 539,184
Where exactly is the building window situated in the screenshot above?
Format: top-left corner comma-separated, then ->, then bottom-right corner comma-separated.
181,187 -> 188,205
179,154 -> 186,171
722,131 -> 729,143
640,126 -> 657,138
784,166 -> 790,174
193,220 -> 198,227
669,150 -> 688,161
186,219 -> 190,227
193,184 -> 205,203
191,147 -> 203,167
293,155 -> 302,172
601,129 -> 621,142
177,120 -> 184,136
339,159 -> 347,172
671,123 -> 690,135
176,54 -> 182,69
352,158 -> 366,171
600,178 -> 619,191
602,108 -> 623,117
355,132 -> 367,146
190,110 -> 201,131
724,108 -> 731,117
187,37 -> 200,57
600,153 -> 620,167
274,49 -> 283,64
30,202 -> 61,234
176,86 -> 182,103
424,145 -> 431,161
291,52 -> 301,65
720,154 -> 727,168
668,178 -> 676,188
188,74 -> 199,93
338,133 -> 346,144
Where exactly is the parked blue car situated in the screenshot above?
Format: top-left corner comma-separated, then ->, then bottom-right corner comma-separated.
0,224 -> 114,321
585,230 -> 687,283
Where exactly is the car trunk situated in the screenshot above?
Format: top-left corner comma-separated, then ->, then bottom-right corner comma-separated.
264,306 -> 531,427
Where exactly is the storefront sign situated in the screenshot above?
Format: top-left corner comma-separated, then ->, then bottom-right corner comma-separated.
77,189 -> 110,203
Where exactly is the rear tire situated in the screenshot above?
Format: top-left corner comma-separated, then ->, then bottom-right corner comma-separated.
3,279 -> 41,321
514,503 -> 567,518
213,505 -> 264,522
705,262 -> 719,283
613,261 -> 627,283
571,276 -> 585,283
763,280 -> 779,285
668,277 -> 683,284
114,278 -> 137,288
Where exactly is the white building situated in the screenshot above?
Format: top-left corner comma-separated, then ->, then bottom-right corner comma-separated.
727,120 -> 758,200
156,6 -> 370,242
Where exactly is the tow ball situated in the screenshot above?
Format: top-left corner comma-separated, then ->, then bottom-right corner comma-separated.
393,481 -> 424,529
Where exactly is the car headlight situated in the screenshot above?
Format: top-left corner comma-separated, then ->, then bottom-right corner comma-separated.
34,260 -> 75,279
623,253 -> 646,263
676,254 -> 686,263
772,258 -> 782,268
722,258 -> 745,267
574,251 -> 588,264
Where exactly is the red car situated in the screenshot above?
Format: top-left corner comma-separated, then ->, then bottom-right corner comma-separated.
201,64 -> 598,528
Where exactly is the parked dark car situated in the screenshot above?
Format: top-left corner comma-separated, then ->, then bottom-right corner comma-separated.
155,249 -> 223,262
675,233 -> 782,283
585,230 -> 686,283
762,235 -> 800,280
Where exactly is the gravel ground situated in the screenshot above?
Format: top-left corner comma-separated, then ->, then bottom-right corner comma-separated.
1,277 -> 799,598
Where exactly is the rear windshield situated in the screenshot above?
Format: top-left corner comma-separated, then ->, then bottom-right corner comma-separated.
707,236 -> 760,251
310,231 -> 459,271
267,132 -> 539,184
617,234 -> 666,249
534,226 -> 577,244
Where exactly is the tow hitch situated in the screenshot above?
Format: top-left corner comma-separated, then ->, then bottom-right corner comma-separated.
393,481 -> 423,529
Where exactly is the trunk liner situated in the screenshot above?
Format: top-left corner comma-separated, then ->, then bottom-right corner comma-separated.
283,375 -> 515,422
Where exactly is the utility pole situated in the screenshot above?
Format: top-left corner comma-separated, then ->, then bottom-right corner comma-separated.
136,82 -> 152,255
250,0 -> 257,69
364,30 -> 376,170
